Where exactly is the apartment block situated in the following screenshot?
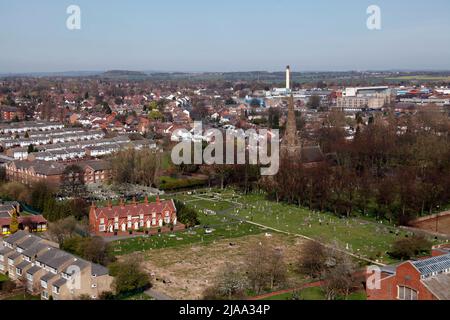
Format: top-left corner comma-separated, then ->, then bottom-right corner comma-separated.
0,230 -> 113,300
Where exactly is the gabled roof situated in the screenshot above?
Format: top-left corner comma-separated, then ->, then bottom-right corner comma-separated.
63,258 -> 89,274
36,248 -> 72,270
7,252 -> 21,260
40,272 -> 58,283
10,160 -> 66,176
26,265 -> 41,275
0,246 -> 12,256
3,230 -> 28,245
16,234 -> 42,251
52,277 -> 67,288
412,254 -> 450,277
92,199 -> 176,220
422,273 -> 450,300
22,242 -> 51,259
16,260 -> 31,270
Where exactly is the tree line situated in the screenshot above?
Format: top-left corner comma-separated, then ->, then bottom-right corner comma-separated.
261,110 -> 450,225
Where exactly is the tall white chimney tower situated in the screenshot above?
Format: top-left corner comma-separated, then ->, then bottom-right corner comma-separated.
286,65 -> 291,90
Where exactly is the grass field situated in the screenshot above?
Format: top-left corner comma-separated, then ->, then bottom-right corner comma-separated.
262,287 -> 367,301
387,75 -> 450,81
230,192 -> 408,264
263,287 -> 326,301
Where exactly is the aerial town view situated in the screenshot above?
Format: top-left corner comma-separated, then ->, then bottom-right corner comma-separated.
0,0 -> 449,316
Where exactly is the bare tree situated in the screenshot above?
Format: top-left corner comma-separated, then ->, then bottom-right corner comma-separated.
321,249 -> 358,300
298,241 -> 327,278
48,216 -> 78,245
203,264 -> 248,300
245,240 -> 287,294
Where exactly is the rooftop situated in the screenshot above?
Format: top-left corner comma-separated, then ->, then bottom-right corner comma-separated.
412,254 -> 450,278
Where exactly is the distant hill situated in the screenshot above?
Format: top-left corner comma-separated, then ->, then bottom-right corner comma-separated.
100,70 -> 148,79
0,71 -> 102,78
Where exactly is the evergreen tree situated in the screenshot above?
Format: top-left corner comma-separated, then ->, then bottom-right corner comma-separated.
9,208 -> 19,234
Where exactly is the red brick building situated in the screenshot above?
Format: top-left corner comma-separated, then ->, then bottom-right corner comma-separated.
367,246 -> 450,300
0,106 -> 25,121
5,159 -> 111,187
89,196 -> 177,235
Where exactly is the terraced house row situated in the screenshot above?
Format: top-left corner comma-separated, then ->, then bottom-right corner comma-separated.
6,135 -> 156,161
0,231 -> 113,300
89,196 -> 178,235
0,130 -> 105,149
5,159 -> 112,187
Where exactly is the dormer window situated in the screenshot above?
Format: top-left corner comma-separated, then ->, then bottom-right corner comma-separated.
53,286 -> 60,294
62,273 -> 70,280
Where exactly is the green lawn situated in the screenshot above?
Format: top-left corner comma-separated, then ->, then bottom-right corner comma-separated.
122,292 -> 153,300
158,176 -> 207,191
263,287 -> 366,301
112,212 -> 265,255
387,75 -> 450,81
263,287 -> 325,300
230,193 -> 408,264
0,273 -> 9,283
4,293 -> 40,300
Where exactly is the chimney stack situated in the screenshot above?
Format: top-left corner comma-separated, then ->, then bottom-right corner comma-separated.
286,65 -> 291,90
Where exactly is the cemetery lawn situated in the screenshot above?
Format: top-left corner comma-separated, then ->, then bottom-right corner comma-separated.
229,193 -> 406,264
112,211 -> 266,255
113,188 -> 409,264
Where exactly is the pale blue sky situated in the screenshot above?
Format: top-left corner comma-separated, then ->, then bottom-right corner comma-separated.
0,0 -> 449,72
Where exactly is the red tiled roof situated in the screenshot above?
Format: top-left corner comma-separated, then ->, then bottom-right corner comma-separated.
19,215 -> 47,224
91,200 -> 176,220
0,215 -> 47,226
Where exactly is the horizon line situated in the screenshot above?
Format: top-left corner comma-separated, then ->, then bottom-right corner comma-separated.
2,68 -> 450,76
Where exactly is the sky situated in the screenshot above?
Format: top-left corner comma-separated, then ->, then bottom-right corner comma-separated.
1,0 -> 450,73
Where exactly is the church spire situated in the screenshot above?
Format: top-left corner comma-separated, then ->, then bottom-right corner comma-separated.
281,94 -> 301,157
